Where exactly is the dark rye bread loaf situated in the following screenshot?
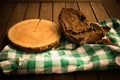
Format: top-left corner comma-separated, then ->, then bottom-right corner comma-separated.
58,8 -> 113,45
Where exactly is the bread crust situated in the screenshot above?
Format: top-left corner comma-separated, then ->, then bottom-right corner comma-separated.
58,8 -> 113,45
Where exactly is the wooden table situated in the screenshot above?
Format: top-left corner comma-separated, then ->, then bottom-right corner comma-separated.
0,0 -> 120,80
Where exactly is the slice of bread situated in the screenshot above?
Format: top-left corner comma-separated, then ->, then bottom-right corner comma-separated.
8,19 -> 61,52
58,8 -> 113,45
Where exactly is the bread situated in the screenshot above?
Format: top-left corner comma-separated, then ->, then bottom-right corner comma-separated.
58,8 -> 113,45
8,19 -> 61,52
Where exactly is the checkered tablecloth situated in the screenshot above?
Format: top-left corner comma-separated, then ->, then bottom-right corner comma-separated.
0,18 -> 120,75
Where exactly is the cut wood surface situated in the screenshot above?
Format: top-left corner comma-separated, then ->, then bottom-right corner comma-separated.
0,0 -> 120,80
8,19 -> 60,52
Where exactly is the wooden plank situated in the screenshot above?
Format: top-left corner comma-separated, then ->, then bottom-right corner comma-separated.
7,3 -> 27,27
66,2 -> 79,9
0,3 -> 27,51
53,3 -> 76,80
0,3 -> 16,51
90,1 -> 120,80
64,3 -> 100,79
53,3 -> 65,24
53,73 -> 75,80
78,2 -> 97,22
25,3 -> 40,19
117,0 -> 120,3
4,75 -> 28,80
102,0 -> 120,19
0,3 -> 4,10
0,0 -> 102,3
27,4 -> 53,80
97,0 -> 120,70
0,75 -> 1,80
29,74 -> 52,80
66,2 -> 96,22
40,3 -> 52,21
0,3 -> 16,39
0,71 -> 3,80
76,71 -> 98,80
90,2 -> 109,22
98,70 -> 120,80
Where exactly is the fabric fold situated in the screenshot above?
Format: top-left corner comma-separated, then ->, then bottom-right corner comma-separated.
0,18 -> 120,75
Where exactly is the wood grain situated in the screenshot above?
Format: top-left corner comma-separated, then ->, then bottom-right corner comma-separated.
29,74 -> 52,80
66,2 -> 79,10
7,3 -> 27,27
0,3 -> 16,39
76,71 -> 98,80
0,0 -> 102,3
53,3 -> 65,24
53,73 -> 76,80
40,3 -> 52,21
0,3 -> 27,51
0,3 -> 16,51
98,70 -> 120,80
91,2 -> 109,22
78,2 -> 97,22
25,3 -> 40,19
102,0 -> 120,19
0,1 -> 120,80
5,75 -> 29,80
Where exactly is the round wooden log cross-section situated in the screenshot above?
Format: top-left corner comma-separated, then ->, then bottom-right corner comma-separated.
7,19 -> 61,52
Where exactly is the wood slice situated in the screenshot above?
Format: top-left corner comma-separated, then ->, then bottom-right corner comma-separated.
7,19 -> 61,52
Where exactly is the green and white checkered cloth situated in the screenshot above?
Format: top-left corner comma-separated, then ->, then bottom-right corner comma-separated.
0,18 -> 120,75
